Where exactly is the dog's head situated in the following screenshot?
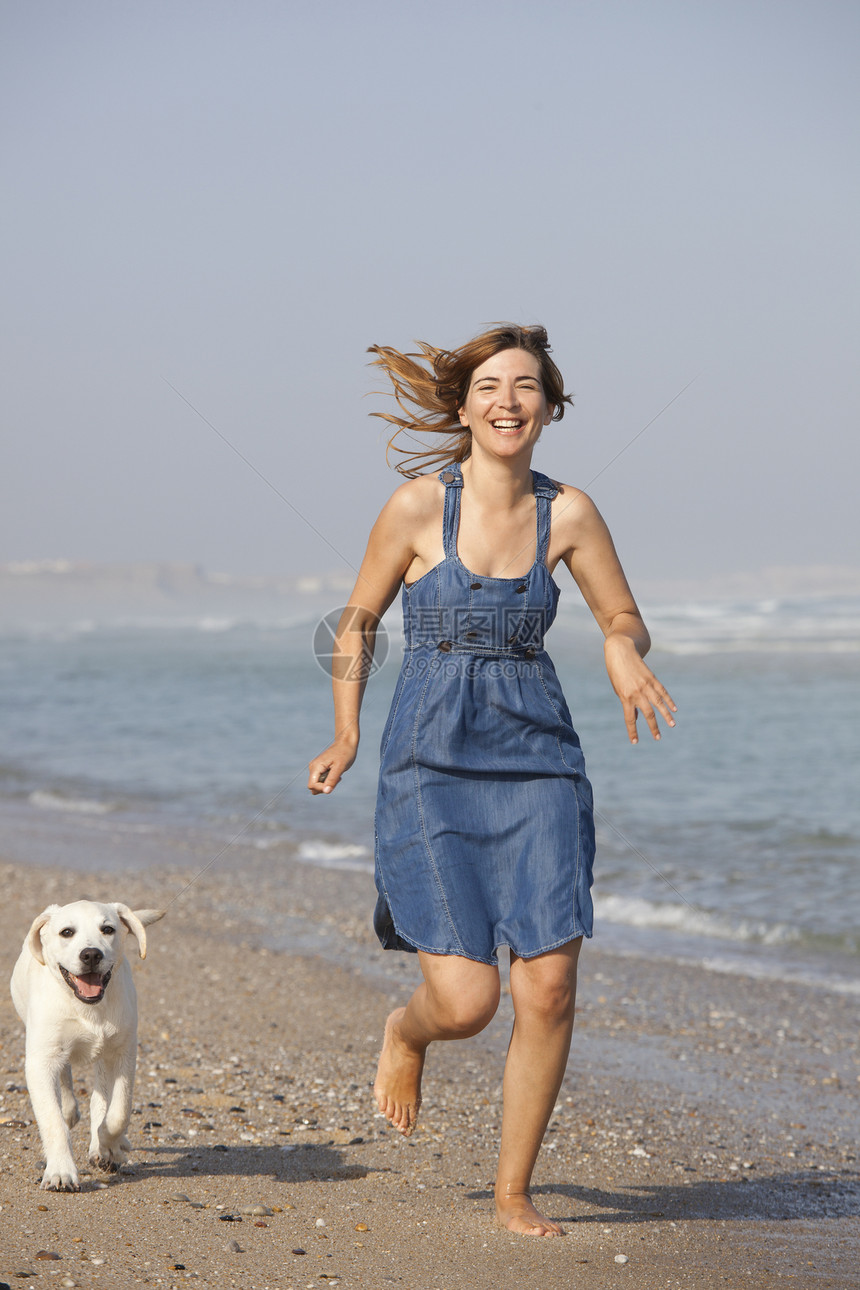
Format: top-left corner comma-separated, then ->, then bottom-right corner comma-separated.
26,901 -> 166,1006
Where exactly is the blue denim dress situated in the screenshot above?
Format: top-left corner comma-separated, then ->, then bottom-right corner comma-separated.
373,464 -> 595,965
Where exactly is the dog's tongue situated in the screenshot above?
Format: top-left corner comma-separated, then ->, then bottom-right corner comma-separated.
74,973 -> 104,999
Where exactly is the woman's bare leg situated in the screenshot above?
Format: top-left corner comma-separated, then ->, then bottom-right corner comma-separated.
374,951 -> 500,1136
495,938 -> 581,1235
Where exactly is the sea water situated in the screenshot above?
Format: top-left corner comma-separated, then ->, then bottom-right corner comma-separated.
2,592 -> 858,990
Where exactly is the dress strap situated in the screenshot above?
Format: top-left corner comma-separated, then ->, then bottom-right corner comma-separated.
531,470 -> 558,566
439,464 -> 557,564
438,464 -> 464,558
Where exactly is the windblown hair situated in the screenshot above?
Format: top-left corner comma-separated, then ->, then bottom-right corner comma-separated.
367,323 -> 572,477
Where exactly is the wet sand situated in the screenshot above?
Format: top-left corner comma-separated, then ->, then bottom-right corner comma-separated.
1,847 -> 858,1289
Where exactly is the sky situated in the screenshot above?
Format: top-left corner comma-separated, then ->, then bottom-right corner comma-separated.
2,0 -> 858,587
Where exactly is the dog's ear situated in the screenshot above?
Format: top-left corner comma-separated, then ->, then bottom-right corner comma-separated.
135,909 -> 167,927
26,907 -> 60,965
114,905 -> 165,960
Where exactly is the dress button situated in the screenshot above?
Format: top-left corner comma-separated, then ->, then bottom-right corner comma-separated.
465,631 -> 477,639
508,633 -> 518,644
524,647 -> 536,660
515,584 -> 527,594
438,640 -> 452,652
470,581 -> 482,590
441,471 -> 455,484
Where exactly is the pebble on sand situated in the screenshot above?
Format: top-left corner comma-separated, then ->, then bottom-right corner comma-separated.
614,1253 -> 629,1264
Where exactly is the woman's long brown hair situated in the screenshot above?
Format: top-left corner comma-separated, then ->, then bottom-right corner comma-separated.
368,323 -> 572,477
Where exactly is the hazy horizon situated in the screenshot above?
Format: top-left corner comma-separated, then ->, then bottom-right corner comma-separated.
3,554 -> 860,608
3,2 -> 858,589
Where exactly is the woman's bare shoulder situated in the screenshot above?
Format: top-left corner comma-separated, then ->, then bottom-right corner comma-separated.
546,481 -> 612,560
378,472 -> 444,523
548,480 -> 600,523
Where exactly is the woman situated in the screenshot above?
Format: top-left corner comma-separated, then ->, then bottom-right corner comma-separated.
308,324 -> 675,1236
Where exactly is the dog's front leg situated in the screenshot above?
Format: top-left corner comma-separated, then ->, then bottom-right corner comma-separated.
89,1046 -> 135,1173
25,1045 -> 80,1191
59,1062 -> 80,1129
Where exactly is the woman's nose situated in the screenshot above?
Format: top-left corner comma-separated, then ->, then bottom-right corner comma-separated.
497,383 -> 521,408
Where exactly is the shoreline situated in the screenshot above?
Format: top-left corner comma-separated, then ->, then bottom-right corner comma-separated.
2,793 -> 856,997
1,849 -> 858,1289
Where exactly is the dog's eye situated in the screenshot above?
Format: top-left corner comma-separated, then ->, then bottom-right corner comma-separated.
101,925 -> 116,936
59,928 -> 75,938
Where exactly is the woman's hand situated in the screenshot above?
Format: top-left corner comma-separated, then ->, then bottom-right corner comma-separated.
604,633 -> 677,744
308,735 -> 358,795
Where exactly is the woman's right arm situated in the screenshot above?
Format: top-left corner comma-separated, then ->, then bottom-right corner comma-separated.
307,482 -> 427,794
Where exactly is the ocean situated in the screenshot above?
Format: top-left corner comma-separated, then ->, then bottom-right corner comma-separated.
2,586 -> 858,992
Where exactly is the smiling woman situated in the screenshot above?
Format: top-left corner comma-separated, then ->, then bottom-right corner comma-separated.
367,322 -> 572,477
456,348 -> 554,465
308,322 -> 676,1236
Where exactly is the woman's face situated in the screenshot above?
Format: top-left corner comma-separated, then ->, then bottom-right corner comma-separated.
458,348 -> 553,461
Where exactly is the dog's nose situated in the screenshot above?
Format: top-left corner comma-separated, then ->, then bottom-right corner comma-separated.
79,947 -> 104,972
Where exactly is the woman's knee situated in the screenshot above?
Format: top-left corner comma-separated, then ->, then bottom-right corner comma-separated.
530,976 -> 576,1022
428,976 -> 500,1036
511,947 -> 579,1022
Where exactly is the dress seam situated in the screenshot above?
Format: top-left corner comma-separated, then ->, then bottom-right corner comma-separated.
379,653 -> 409,758
409,655 -> 467,956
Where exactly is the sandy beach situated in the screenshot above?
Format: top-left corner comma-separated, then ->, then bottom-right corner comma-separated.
1,844 -> 858,1290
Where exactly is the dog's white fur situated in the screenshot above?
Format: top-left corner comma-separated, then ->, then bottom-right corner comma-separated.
10,900 -> 165,1191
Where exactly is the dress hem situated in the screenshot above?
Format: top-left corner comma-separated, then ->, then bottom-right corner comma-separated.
374,891 -> 592,966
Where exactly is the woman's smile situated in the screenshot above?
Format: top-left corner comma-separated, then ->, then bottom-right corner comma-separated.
492,418 -> 525,433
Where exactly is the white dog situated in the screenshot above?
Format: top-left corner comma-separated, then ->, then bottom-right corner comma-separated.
10,900 -> 165,1191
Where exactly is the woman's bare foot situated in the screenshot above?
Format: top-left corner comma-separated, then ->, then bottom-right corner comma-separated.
373,1008 -> 425,1136
495,1189 -> 564,1236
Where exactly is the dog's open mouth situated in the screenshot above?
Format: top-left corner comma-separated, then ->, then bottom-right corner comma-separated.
59,966 -> 112,1004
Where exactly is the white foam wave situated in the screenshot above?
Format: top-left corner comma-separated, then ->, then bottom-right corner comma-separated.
598,893 -> 802,948
250,832 -> 292,851
659,638 -> 860,656
646,596 -> 860,654
197,617 -> 239,633
29,790 -> 114,816
297,840 -> 373,873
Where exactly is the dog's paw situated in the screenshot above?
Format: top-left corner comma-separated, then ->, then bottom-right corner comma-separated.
90,1155 -> 120,1174
41,1164 -> 81,1192
89,1144 -> 128,1173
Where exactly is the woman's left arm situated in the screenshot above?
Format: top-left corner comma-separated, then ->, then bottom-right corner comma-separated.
557,489 -> 677,744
